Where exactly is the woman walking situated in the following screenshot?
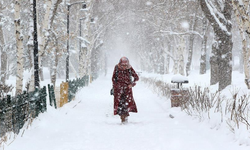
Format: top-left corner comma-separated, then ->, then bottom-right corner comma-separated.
112,57 -> 139,124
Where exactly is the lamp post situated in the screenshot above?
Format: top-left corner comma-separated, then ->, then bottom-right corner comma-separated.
66,1 -> 86,82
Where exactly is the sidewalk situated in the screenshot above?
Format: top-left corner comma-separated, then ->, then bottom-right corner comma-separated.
3,75 -> 249,150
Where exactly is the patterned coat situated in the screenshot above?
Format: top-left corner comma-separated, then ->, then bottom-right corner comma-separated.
112,64 -> 139,115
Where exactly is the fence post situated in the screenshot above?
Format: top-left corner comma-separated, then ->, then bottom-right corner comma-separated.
29,90 -> 36,118
51,85 -> 57,109
68,80 -> 73,102
80,77 -> 85,87
16,94 -> 23,133
48,84 -> 57,109
60,82 -> 69,107
12,96 -> 19,134
34,88 -> 40,117
41,86 -> 47,113
22,91 -> 29,128
48,84 -> 52,106
0,97 -> 6,136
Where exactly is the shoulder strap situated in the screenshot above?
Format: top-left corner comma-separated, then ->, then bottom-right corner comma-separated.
128,68 -> 132,83
115,65 -> 118,83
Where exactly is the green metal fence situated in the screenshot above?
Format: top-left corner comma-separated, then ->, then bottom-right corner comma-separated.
0,86 -> 47,137
68,75 -> 89,102
0,74 -> 98,138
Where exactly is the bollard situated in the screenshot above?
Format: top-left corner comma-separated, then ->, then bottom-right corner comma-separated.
60,82 -> 69,107
41,86 -> 47,113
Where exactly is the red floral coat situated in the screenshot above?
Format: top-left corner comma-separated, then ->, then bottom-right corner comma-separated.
112,65 -> 139,115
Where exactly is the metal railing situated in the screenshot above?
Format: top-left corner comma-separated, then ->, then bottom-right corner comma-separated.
0,87 -> 47,137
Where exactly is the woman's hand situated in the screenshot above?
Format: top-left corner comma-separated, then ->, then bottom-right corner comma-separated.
129,82 -> 136,88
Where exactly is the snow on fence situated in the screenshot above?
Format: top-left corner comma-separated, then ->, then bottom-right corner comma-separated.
0,74 -> 97,139
58,75 -> 89,108
0,87 -> 47,138
57,74 -> 98,108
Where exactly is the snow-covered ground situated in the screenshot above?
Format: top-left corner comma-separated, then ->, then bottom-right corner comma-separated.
1,69 -> 249,150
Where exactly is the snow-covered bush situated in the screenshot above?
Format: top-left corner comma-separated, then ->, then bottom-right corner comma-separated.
141,76 -> 250,144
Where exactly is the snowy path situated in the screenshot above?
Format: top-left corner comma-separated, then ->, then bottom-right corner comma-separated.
3,75 -> 249,150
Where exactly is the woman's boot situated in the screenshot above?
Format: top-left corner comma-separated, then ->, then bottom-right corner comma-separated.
125,116 -> 128,123
120,115 -> 126,123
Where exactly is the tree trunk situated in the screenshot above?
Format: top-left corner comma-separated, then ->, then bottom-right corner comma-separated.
172,46 -> 178,75
218,33 -> 233,91
179,37 -> 185,76
243,36 -> 250,88
159,47 -> 164,75
210,42 -> 219,85
0,3 -> 6,85
233,0 -> 250,89
186,34 -> 194,76
186,2 -> 199,76
200,17 -> 208,74
232,0 -> 250,36
79,47 -> 87,78
1,51 -> 7,85
38,0 -> 62,82
15,0 -> 24,95
37,23 -> 44,81
52,48 -> 59,88
40,0 -> 52,51
27,0 -> 35,92
239,48 -> 243,73
83,1 -> 93,79
165,38 -> 171,74
49,0 -> 63,28
200,0 -> 233,91
51,31 -> 59,88
38,0 -> 52,82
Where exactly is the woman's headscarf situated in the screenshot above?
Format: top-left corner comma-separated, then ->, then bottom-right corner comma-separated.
118,57 -> 131,69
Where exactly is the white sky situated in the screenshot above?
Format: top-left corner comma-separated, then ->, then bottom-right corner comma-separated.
1,68 -> 249,150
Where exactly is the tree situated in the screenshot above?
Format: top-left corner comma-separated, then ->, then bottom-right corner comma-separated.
186,1 -> 200,76
38,0 -> 62,81
232,0 -> 250,89
200,16 -> 209,74
0,1 -> 7,85
15,0 -> 24,95
179,36 -> 185,76
200,0 -> 233,91
49,31 -> 59,88
37,0 -> 52,81
164,37 -> 171,74
25,0 -> 35,92
82,0 -> 93,79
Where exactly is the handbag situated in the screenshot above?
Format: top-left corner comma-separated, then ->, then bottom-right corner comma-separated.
110,88 -> 114,95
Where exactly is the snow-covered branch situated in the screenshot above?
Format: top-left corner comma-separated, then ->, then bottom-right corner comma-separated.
155,30 -> 203,38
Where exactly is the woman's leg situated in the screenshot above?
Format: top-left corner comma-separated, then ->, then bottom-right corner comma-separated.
118,94 -> 129,123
